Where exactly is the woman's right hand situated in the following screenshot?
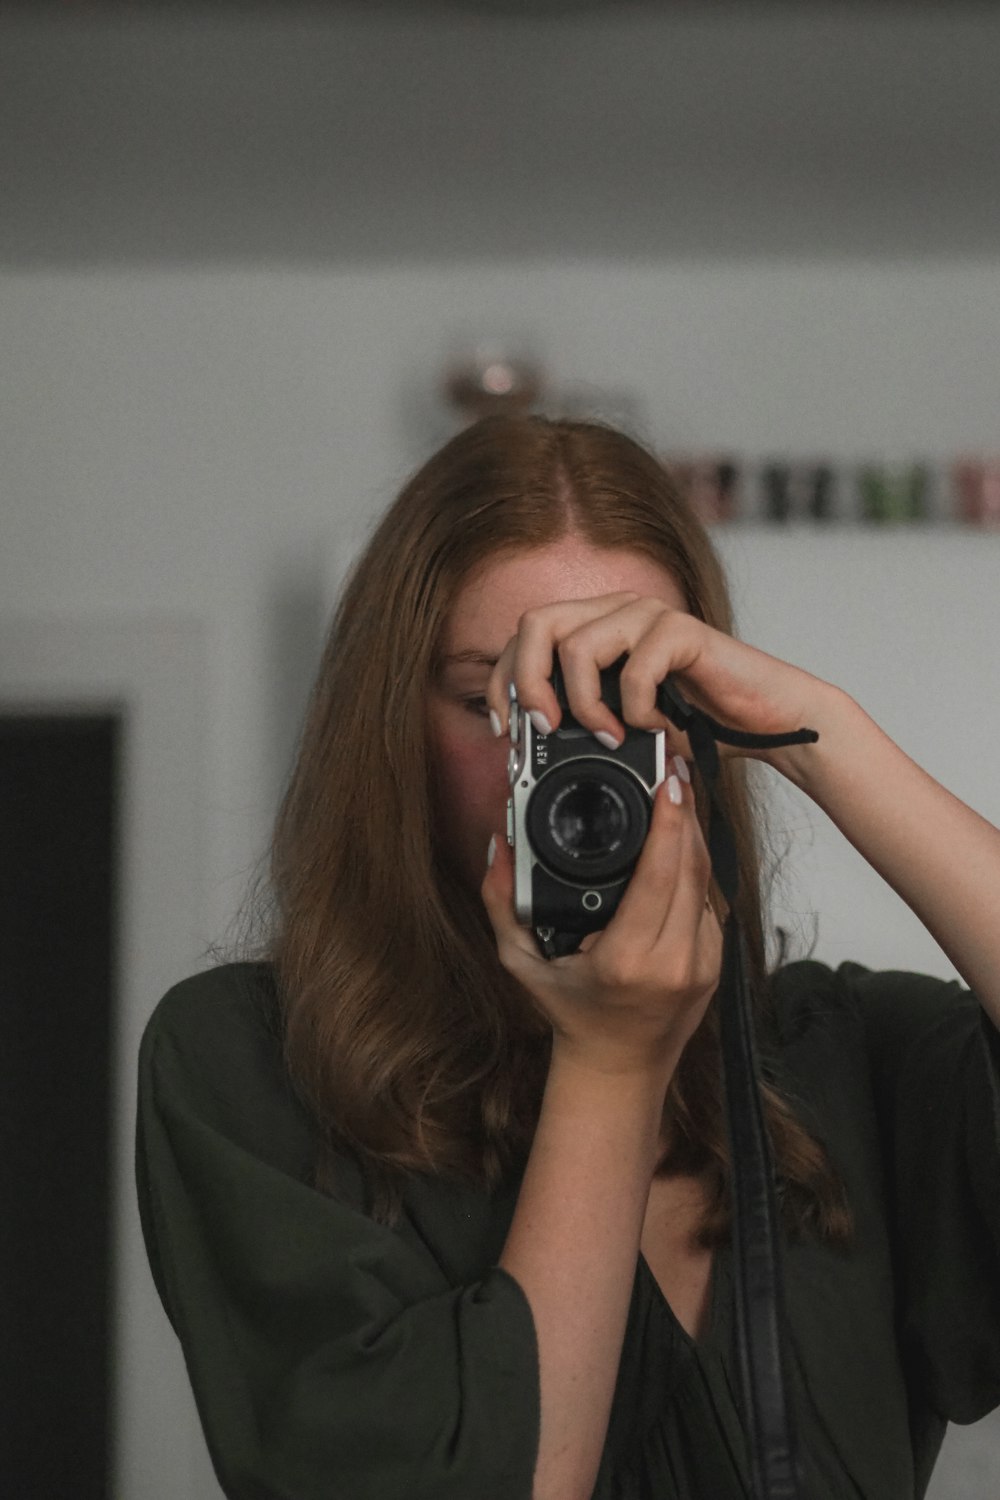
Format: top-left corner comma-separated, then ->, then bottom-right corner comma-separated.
480,763 -> 724,1078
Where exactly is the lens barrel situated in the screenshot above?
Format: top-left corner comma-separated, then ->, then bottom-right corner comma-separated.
525,758 -> 650,884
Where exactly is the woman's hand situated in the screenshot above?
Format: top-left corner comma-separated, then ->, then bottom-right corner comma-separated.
481,764 -> 724,1075
478,591 -> 848,1070
484,591 -> 844,779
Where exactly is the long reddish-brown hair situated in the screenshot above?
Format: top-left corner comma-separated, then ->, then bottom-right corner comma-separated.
268,414 -> 851,1247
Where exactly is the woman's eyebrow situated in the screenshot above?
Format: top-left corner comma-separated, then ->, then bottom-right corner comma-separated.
439,649 -> 500,668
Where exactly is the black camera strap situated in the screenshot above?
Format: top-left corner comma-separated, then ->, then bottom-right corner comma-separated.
535,663 -> 818,1500
657,673 -> 817,1500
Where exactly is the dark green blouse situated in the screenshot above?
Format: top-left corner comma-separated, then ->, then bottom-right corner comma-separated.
135,959 -> 1000,1500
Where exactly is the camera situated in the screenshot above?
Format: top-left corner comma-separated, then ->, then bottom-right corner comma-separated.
505,654 -> 667,946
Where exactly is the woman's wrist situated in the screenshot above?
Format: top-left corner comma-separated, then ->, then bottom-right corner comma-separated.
548,1027 -> 681,1099
769,683 -> 868,796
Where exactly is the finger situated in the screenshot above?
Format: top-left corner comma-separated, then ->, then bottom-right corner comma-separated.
648,799 -> 718,953
680,887 -> 727,1006
591,767 -> 710,960
486,639 -> 518,736
556,598 -> 667,743
486,635 -> 562,741
488,594 -> 642,739
553,609 -> 651,744
617,608 -> 697,732
641,783 -> 725,995
479,831 -> 550,979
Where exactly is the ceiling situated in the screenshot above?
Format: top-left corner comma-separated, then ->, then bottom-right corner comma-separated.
0,0 -> 978,15
2,4 -> 997,265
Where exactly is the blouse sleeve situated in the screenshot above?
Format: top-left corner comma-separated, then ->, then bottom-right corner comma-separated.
839,961 -> 1000,1425
134,966 -> 540,1500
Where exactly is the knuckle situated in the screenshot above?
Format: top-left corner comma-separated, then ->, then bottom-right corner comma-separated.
589,943 -> 644,990
618,654 -> 646,690
667,953 -> 702,993
555,632 -> 586,665
620,685 -> 657,728
517,603 -> 552,634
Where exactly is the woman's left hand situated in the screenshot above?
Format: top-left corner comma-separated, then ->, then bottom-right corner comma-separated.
485,592 -> 846,780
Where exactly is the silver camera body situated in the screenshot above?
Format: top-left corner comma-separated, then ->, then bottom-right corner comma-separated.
505,658 -> 668,943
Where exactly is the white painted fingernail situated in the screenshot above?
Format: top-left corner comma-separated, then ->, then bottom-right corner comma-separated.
529,710 -> 553,736
487,835 -> 497,868
667,774 -> 682,805
489,709 -> 503,738
673,754 -> 691,783
595,730 -> 621,751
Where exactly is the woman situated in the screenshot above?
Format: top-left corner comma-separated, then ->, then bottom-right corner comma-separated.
136,414 -> 1000,1500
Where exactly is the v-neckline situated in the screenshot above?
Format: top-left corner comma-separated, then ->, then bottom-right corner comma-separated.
638,1239 -> 729,1352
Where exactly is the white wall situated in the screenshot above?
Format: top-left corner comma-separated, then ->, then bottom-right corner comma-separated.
6,258 -> 1000,936
3,5 -> 999,1496
5,254 -> 999,1499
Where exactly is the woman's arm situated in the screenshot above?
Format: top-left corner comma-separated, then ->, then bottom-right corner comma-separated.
483,593 -> 1000,1496
498,1047 -> 671,1500
779,686 -> 1000,1029
482,765 -> 723,1500
487,591 -> 1000,1026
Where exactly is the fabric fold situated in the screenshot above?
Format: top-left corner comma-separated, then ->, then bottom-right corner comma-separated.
136,958 -> 1000,1500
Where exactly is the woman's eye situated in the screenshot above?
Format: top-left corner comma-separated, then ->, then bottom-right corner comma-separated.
462,696 -> 491,718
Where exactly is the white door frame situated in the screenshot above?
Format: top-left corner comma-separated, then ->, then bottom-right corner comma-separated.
0,614 -> 220,1500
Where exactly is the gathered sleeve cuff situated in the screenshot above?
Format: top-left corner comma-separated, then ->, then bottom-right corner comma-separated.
840,962 -> 1000,1424
135,971 -> 540,1500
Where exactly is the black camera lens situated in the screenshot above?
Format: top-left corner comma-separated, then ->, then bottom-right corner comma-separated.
548,781 -> 627,860
526,759 -> 650,884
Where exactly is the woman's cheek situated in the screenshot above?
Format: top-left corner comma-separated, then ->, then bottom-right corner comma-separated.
436,731 -> 509,882
449,732 -> 509,825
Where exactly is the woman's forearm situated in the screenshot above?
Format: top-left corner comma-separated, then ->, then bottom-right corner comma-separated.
781,686 -> 1000,1027
499,1044 -> 673,1500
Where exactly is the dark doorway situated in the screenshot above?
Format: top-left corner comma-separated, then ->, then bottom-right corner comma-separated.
0,713 -> 120,1500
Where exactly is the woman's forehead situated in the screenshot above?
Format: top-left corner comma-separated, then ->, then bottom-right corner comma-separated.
441,541 -> 686,650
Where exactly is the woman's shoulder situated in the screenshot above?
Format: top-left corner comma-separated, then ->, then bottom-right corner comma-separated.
141,959 -> 283,1084
139,960 -> 316,1171
773,954 -> 971,1014
145,957 -> 279,1041
768,956 -> 977,1035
